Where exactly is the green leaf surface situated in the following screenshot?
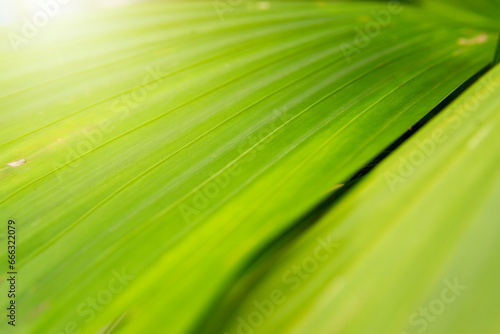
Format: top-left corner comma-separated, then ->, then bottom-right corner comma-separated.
0,1 -> 497,333
217,63 -> 500,334
420,0 -> 500,31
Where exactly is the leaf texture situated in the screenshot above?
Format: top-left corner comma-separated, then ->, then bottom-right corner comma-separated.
216,63 -> 500,334
0,1 -> 497,333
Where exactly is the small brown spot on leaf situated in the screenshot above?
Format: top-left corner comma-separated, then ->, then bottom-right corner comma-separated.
458,33 -> 489,46
329,184 -> 344,192
256,1 -> 270,10
7,158 -> 27,167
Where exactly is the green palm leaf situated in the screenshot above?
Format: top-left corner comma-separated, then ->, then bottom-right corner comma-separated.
0,1 -> 498,333
215,62 -> 500,334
